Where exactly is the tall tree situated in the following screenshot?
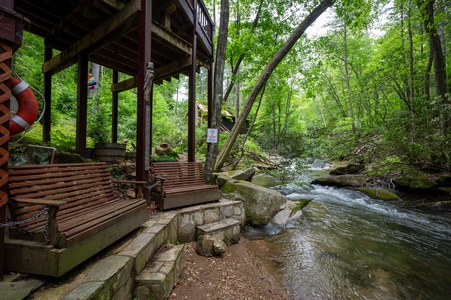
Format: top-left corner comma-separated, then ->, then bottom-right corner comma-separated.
343,23 -> 356,133
222,0 -> 264,103
215,0 -> 336,171
204,0 -> 229,181
416,0 -> 449,130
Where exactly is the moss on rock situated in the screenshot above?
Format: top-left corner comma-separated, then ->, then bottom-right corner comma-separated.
290,199 -> 312,216
395,169 -> 438,191
353,188 -> 400,201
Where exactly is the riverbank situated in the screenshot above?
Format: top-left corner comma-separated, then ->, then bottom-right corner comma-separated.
169,237 -> 292,299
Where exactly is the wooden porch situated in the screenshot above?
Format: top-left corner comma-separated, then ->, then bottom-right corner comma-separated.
0,0 -> 215,278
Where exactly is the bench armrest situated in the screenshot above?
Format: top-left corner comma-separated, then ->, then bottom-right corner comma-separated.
147,180 -> 161,191
151,176 -> 167,195
14,198 -> 66,246
154,176 -> 166,186
15,198 -> 67,207
112,180 -> 148,199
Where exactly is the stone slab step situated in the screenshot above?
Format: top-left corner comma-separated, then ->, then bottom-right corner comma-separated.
196,218 -> 241,246
114,211 -> 178,276
134,243 -> 185,300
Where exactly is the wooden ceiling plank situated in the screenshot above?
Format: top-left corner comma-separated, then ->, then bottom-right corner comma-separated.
99,0 -> 128,10
89,55 -> 137,75
94,47 -> 137,67
151,22 -> 192,56
42,0 -> 140,74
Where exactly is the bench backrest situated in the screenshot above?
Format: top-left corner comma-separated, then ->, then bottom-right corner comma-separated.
151,162 -> 206,187
8,162 -> 117,231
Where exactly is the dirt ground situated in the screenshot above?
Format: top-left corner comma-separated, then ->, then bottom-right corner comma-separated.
169,237 -> 292,300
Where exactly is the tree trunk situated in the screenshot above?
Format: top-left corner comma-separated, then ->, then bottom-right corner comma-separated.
408,0 -> 416,140
222,0 -> 264,103
343,23 -> 355,133
416,0 -> 449,130
215,0 -> 336,171
204,0 -> 229,182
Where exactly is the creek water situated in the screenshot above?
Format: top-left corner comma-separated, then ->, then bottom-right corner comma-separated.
245,162 -> 451,299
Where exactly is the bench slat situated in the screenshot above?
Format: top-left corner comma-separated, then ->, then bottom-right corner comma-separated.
61,200 -> 143,235
13,186 -> 117,215
9,173 -> 112,194
62,201 -> 146,247
150,162 -> 220,210
7,162 -> 147,248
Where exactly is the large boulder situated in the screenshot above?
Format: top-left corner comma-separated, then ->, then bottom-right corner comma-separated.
226,168 -> 256,182
416,200 -> 451,212
220,180 -> 286,226
329,163 -> 365,175
311,175 -> 368,188
395,170 -> 438,192
251,173 -> 282,188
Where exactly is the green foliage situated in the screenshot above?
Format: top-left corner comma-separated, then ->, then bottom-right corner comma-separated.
87,105 -> 110,144
51,129 -> 77,152
150,151 -> 179,162
10,1 -> 451,173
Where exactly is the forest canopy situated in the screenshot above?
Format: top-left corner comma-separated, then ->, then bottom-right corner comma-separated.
11,0 -> 451,171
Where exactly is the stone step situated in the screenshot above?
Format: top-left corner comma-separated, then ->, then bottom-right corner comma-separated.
134,243 -> 185,300
196,218 -> 241,246
176,200 -> 245,243
114,211 -> 178,276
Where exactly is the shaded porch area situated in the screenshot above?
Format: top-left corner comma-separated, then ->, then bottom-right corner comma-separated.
1,0 -> 216,279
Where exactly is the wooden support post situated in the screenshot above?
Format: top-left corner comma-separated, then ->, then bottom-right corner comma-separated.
0,0 -> 27,280
0,41 -> 11,282
188,0 -> 198,162
136,0 -> 152,200
76,53 -> 88,157
43,46 -> 52,142
112,70 -> 119,143
48,206 -> 60,246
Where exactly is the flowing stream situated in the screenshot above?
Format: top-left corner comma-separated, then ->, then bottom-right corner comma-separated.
246,162 -> 451,299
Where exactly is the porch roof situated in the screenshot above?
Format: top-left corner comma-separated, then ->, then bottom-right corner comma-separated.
14,0 -> 214,83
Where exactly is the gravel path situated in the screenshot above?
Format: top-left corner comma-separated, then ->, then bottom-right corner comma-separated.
169,237 -> 292,300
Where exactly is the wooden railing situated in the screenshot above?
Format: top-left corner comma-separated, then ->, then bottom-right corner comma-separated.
197,0 -> 214,44
176,0 -> 214,54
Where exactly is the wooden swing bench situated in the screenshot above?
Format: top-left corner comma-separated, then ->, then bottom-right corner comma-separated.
4,162 -> 148,277
150,162 -> 221,210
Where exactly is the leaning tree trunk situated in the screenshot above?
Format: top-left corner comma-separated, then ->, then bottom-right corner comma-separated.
215,0 -> 336,171
204,0 -> 229,182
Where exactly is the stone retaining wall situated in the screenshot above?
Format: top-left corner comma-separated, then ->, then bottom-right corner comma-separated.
60,200 -> 245,300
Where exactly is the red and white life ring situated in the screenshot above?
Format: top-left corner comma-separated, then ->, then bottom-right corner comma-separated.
9,77 -> 39,135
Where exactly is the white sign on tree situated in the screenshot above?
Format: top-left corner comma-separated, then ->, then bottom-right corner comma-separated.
207,128 -> 218,143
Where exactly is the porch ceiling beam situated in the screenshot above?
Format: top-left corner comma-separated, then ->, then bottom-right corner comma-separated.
111,77 -> 137,93
110,57 -> 191,92
151,22 -> 192,56
154,57 -> 191,81
42,0 -> 140,74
